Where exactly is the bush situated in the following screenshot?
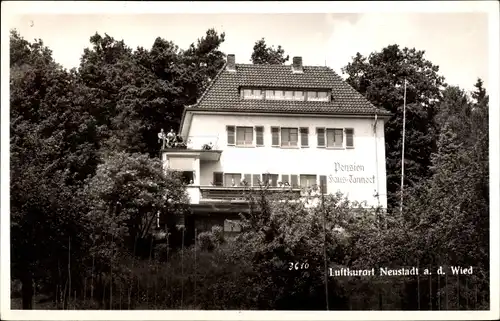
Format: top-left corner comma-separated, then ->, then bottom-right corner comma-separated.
196,225 -> 225,252
197,232 -> 216,252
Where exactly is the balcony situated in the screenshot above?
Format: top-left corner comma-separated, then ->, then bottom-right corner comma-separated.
193,186 -> 302,203
162,135 -> 220,150
161,135 -> 222,162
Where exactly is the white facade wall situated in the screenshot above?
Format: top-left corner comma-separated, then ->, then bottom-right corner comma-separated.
188,113 -> 387,208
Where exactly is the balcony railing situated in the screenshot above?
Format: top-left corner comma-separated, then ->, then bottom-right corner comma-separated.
186,135 -> 220,150
163,135 -> 220,150
199,186 -> 302,201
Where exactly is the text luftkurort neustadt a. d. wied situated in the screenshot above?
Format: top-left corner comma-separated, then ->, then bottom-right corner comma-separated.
329,266 -> 474,277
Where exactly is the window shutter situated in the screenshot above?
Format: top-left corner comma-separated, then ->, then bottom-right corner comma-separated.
270,174 -> 279,187
255,126 -> 264,146
271,127 -> 280,146
316,128 -> 325,147
319,175 -> 327,194
291,175 -> 298,188
262,173 -> 269,185
227,126 -> 235,145
345,128 -> 354,148
300,127 -> 309,147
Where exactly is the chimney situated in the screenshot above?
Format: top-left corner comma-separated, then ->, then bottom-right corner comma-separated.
226,54 -> 236,71
292,56 -> 303,73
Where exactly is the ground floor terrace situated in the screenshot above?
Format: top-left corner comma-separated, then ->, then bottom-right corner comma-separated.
154,202 -> 250,247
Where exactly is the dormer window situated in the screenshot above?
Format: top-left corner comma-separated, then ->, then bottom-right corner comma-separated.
264,90 -> 305,101
307,91 -> 330,102
284,91 -> 294,100
242,88 -> 329,102
265,90 -> 284,100
293,91 -> 305,101
242,88 -> 263,99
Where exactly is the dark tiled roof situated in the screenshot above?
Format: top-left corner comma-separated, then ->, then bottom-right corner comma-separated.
189,63 -> 391,116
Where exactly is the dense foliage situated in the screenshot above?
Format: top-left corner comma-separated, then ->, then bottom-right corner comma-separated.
250,38 -> 289,65
342,45 -> 447,208
10,30 -> 489,310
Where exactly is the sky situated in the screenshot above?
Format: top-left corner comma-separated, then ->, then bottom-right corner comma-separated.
3,3 -> 493,92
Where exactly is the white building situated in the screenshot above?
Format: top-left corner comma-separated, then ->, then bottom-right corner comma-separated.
161,55 -> 390,234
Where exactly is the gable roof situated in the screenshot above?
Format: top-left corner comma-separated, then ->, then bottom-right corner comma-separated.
187,62 -> 391,116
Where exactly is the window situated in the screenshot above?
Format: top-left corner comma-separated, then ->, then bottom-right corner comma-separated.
265,90 -> 284,100
291,175 -> 299,188
262,173 -> 279,187
243,174 -> 252,186
293,91 -> 305,101
326,128 -> 343,148
255,126 -> 264,146
274,90 -> 284,100
307,91 -> 317,100
252,174 -> 261,187
227,126 -> 235,145
281,128 -> 298,147
236,127 -> 253,146
307,91 -> 329,101
258,89 -> 327,101
224,173 -> 241,187
213,172 -> 223,186
300,174 -> 317,188
345,128 -> 354,148
317,91 -> 329,101
180,171 -> 194,184
316,128 -> 325,147
242,88 -> 263,99
284,91 -> 294,100
224,219 -> 241,233
271,127 -> 280,146
281,174 -> 291,187
319,175 -> 327,193
317,127 -> 345,148
300,127 -> 309,147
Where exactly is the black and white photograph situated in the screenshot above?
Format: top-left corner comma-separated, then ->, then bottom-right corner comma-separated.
1,1 -> 499,320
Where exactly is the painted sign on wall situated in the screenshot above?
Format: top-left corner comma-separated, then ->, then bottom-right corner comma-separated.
328,162 -> 376,184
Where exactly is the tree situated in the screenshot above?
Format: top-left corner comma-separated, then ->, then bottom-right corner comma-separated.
181,28 -> 227,99
83,152 -> 189,259
10,29 -> 101,308
342,45 -> 446,208
388,82 -> 490,309
471,78 -> 487,104
428,83 -> 488,268
250,38 -> 289,65
78,29 -> 226,157
228,187 -> 377,309
9,28 -> 226,309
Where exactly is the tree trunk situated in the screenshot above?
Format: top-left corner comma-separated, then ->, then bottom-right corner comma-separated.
21,271 -> 34,309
